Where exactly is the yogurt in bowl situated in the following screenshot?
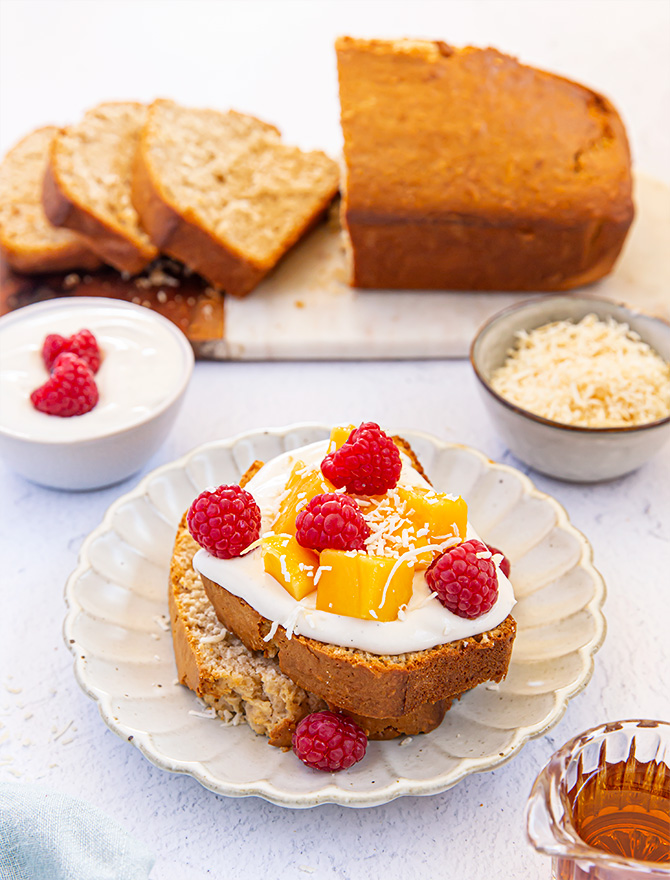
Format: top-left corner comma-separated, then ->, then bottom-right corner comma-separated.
0,297 -> 194,489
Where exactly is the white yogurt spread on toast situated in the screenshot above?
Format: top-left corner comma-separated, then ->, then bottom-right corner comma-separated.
194,440 -> 516,655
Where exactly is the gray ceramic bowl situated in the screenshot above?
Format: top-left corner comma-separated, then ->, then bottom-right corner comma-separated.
470,296 -> 670,482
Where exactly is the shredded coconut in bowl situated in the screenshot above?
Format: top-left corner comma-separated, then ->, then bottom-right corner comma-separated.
489,314 -> 670,428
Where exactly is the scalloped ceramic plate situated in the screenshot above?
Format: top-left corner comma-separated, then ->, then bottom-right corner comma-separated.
64,425 -> 606,808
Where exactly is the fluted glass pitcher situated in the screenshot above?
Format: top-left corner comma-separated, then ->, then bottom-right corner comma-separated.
526,720 -> 670,879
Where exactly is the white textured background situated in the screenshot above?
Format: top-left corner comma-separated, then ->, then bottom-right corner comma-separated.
1,2 -> 669,879
1,0 -> 669,181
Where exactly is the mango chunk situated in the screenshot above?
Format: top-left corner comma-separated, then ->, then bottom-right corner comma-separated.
394,486 -> 467,566
272,459 -> 334,536
328,424 -> 356,452
262,534 -> 319,600
316,549 -> 414,622
397,486 -> 467,538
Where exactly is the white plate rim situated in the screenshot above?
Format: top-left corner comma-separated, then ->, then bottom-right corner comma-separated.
63,423 -> 607,808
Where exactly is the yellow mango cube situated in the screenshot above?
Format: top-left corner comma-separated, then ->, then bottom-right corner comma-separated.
262,534 -> 319,601
395,487 -> 468,568
272,460 -> 334,536
328,424 -> 356,452
316,549 -> 414,622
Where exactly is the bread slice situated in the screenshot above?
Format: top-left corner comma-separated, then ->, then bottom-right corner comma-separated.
170,514 -> 326,747
42,102 -> 158,273
202,573 -> 515,718
170,516 -> 458,746
336,37 -> 634,291
172,444 -> 516,746
0,127 -> 100,273
132,99 -> 340,296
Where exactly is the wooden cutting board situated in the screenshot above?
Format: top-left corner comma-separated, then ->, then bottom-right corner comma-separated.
2,174 -> 667,360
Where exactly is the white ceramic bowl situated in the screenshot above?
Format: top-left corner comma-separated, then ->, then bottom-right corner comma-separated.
0,297 -> 194,490
470,296 -> 670,482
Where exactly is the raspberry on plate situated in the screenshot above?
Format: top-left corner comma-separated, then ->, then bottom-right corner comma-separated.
30,352 -> 99,417
321,422 -> 402,496
42,328 -> 101,374
426,539 -> 499,619
295,492 -> 370,552
292,710 -> 367,771
187,485 -> 261,559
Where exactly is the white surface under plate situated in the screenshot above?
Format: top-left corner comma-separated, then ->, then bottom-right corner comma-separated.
63,425 -> 606,808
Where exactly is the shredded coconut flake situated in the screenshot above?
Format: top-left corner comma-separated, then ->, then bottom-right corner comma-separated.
263,620 -> 280,643
240,537 -> 264,556
188,708 -> 218,719
200,632 -> 228,644
283,603 -> 307,640
490,313 -> 670,427
313,565 -> 332,586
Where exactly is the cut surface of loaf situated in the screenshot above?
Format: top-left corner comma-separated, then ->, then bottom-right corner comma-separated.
0,127 -> 100,273
132,99 -> 340,296
336,37 -> 634,291
170,514 -> 326,748
42,102 -> 158,273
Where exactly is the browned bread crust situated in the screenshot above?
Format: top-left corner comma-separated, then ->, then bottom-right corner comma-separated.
42,102 -> 158,274
343,699 -> 455,740
336,37 -> 634,291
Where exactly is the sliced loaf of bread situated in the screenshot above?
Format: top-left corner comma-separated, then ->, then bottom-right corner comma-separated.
42,102 -> 158,274
132,99 -> 340,296
0,127 -> 100,273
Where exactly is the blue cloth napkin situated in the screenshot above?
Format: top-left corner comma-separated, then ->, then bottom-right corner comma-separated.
0,782 -> 155,880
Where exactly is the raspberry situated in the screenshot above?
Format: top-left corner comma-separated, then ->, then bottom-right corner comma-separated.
486,544 -> 511,579
292,711 -> 367,771
321,422 -> 402,496
42,328 -> 101,374
426,539 -> 499,619
187,484 -> 261,559
30,353 -> 99,417
295,493 -> 370,552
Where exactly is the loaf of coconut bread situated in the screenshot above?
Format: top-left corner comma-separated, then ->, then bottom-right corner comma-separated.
2,38 -> 634,296
336,37 -> 634,291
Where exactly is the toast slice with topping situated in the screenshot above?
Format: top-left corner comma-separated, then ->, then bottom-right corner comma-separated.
170,443 -> 515,746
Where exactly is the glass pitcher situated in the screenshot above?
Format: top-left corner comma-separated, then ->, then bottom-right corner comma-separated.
526,719 -> 670,879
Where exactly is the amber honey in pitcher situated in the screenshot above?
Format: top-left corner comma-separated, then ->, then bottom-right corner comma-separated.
566,743 -> 670,866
